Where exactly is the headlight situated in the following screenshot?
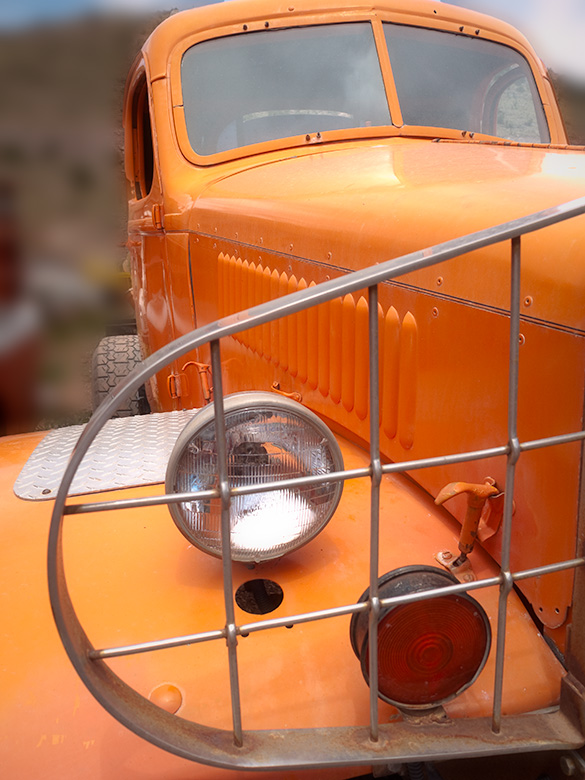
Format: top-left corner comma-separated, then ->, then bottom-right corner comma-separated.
166,392 -> 343,563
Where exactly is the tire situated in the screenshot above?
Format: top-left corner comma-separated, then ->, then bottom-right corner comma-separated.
91,335 -> 150,417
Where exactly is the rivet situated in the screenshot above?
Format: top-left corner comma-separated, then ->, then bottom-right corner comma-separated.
214,226 -> 217,233
264,21 -> 269,27
149,683 -> 183,714
289,243 -> 293,250
519,333 -> 526,345
213,242 -> 216,249
235,232 -> 238,240
42,488 -> 51,495
436,276 -> 443,286
475,29 -> 480,35
524,295 -> 533,307
459,26 -> 464,32
442,550 -> 453,560
327,251 -> 332,260
432,307 -> 439,318
243,24 -> 248,30
305,134 -> 311,141
259,237 -> 263,244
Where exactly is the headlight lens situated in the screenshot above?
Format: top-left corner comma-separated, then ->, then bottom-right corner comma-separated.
166,392 -> 344,562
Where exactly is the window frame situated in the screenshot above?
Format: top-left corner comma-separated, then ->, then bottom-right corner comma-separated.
168,12 -> 556,167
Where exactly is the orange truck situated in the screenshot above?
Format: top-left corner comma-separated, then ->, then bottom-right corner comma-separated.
3,1 -> 585,778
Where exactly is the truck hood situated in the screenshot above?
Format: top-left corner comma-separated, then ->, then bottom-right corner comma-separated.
192,138 -> 585,331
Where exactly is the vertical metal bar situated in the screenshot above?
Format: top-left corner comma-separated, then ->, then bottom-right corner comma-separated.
368,285 -> 382,742
210,338 -> 243,747
492,236 -> 522,734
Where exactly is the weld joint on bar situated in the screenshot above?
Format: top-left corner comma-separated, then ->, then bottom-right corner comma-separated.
225,622 -> 238,649
509,437 -> 521,465
500,569 -> 514,594
219,477 -> 231,509
371,457 -> 383,488
370,595 -> 381,620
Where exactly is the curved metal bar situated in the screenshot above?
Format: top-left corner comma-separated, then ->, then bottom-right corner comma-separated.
47,196 -> 585,769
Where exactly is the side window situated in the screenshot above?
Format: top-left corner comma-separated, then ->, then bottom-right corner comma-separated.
482,65 -> 548,143
131,75 -> 154,200
494,75 -> 542,142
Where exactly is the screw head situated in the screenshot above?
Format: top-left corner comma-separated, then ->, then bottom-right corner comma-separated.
560,754 -> 577,776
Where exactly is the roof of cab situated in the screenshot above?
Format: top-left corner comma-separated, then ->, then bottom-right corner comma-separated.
142,0 -> 542,79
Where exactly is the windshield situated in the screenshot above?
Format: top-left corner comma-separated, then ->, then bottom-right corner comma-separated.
180,21 -> 551,157
181,23 -> 391,155
384,24 -> 550,143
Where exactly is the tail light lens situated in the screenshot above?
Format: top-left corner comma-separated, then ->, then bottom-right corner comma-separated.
350,566 -> 491,710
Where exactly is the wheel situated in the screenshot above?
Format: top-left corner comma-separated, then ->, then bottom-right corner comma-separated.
91,335 -> 150,417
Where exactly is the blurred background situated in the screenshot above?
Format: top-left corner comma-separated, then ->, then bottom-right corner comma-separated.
0,0 -> 583,434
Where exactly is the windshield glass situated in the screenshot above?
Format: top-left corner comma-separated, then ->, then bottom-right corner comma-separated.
383,24 -> 549,143
181,23 -> 392,156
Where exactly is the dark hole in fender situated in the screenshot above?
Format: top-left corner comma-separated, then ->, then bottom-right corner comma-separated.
235,579 -> 284,615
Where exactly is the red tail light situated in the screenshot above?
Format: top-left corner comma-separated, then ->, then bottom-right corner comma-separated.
350,566 -> 491,710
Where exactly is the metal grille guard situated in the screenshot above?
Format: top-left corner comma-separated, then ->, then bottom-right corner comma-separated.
48,195 -> 585,769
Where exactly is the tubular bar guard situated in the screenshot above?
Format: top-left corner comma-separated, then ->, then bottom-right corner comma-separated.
48,196 -> 585,769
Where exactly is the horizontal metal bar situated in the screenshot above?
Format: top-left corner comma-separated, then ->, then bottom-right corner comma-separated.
513,557 -> 585,581
378,576 -> 502,606
520,430 -> 585,452
381,445 -> 508,473
89,628 -> 226,660
63,467 -> 371,515
64,489 -> 220,515
88,557 -> 585,662
64,426 -> 585,516
89,602 -> 370,661
239,600 -> 369,635
63,421 -> 550,529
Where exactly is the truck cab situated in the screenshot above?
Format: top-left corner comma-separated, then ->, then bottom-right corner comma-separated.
3,2 -> 585,778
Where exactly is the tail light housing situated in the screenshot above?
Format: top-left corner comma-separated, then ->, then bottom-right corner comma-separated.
350,566 -> 491,710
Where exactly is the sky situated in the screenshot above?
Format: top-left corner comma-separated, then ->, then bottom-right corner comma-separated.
1,0 -> 583,80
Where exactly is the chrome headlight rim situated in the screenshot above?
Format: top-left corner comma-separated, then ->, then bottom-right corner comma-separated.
165,391 -> 344,562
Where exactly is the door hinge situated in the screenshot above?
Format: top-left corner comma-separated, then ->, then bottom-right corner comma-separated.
182,361 -> 213,404
152,203 -> 163,230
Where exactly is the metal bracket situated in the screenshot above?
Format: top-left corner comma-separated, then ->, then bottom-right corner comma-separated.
182,360 -> 213,404
271,381 -> 302,403
434,478 -> 500,577
167,372 -> 189,399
